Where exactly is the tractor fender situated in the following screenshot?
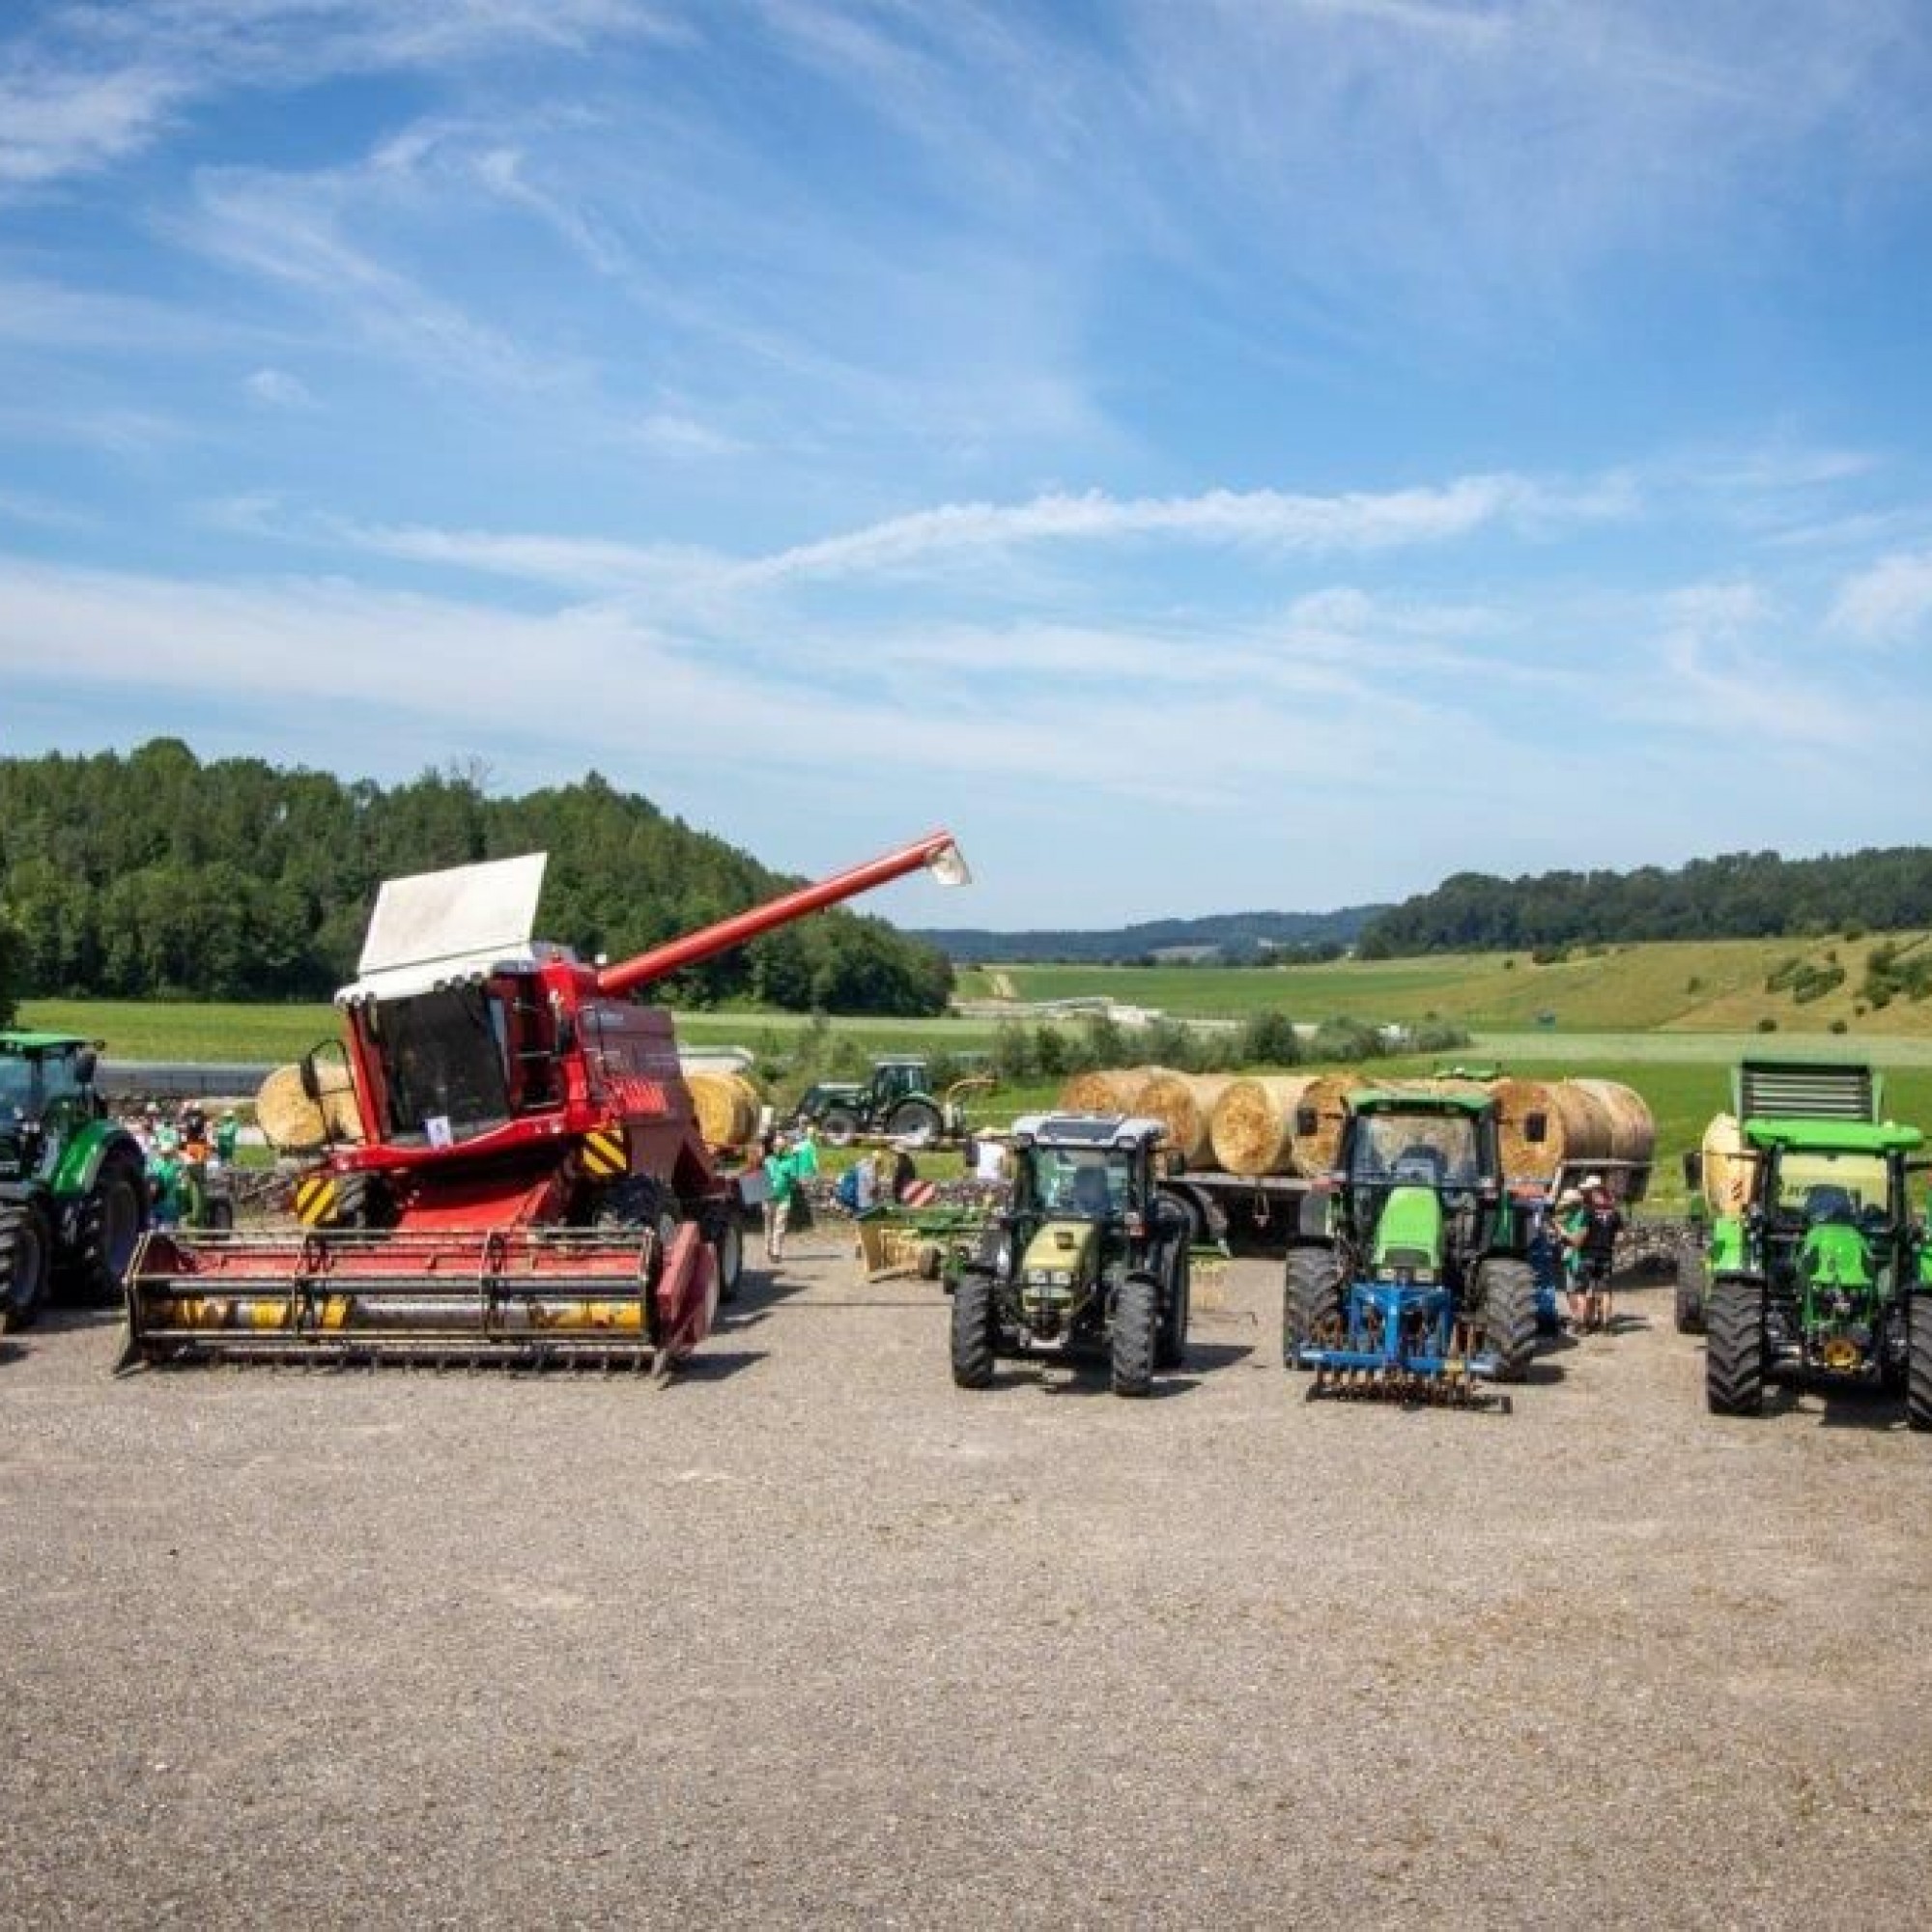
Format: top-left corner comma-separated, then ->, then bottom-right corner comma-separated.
1158,1182 -> 1222,1249
49,1120 -> 144,1202
1707,1213 -> 1747,1275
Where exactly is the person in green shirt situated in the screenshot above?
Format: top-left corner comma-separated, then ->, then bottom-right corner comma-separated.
762,1133 -> 798,1264
148,1133 -> 185,1230
213,1109 -> 241,1166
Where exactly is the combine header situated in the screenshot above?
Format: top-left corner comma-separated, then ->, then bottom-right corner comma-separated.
122,831 -> 969,1370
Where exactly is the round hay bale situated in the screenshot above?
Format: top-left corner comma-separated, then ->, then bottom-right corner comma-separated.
254,1062 -> 361,1154
687,1070 -> 760,1151
1132,1072 -> 1233,1167
1489,1077 -> 1610,1179
1057,1066 -> 1169,1115
1292,1073 -> 1361,1175
1700,1112 -> 1753,1216
1209,1074 -> 1317,1177
1570,1078 -> 1656,1167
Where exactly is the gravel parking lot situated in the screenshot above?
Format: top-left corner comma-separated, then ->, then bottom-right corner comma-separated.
5,1242 -> 1931,1929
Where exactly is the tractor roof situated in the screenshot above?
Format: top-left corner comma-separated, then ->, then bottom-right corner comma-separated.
1349,1088 -> 1492,1118
1010,1112 -> 1167,1150
1744,1117 -> 1924,1155
0,1030 -> 89,1053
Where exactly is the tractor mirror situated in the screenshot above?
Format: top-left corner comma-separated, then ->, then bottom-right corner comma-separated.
1682,1151 -> 1703,1190
73,1046 -> 98,1086
1523,1111 -> 1548,1145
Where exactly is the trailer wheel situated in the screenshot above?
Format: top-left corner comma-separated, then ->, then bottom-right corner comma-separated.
1156,1244 -> 1190,1370
1111,1273 -> 1159,1398
1706,1274 -> 1765,1416
1282,1245 -> 1342,1370
0,1200 -> 54,1333
951,1268 -> 997,1388
72,1149 -> 148,1302
1477,1257 -> 1538,1383
1906,1294 -> 1932,1434
1674,1249 -> 1709,1336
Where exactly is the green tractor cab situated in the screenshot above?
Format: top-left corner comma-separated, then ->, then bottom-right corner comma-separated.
0,1032 -> 151,1330
1693,1115 -> 1932,1425
950,1113 -> 1192,1397
792,1056 -> 990,1148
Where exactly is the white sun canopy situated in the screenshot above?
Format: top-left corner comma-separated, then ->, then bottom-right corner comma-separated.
336,851 -> 554,1007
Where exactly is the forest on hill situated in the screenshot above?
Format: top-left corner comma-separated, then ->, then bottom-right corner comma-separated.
0,742 -> 953,1015
1358,848 -> 1932,956
914,904 -> 1385,965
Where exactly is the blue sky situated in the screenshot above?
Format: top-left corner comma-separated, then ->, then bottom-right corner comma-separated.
3,1 -> 1932,928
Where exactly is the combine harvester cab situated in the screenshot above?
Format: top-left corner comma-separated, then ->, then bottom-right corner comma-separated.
122,832 -> 969,1371
1283,1089 -> 1542,1406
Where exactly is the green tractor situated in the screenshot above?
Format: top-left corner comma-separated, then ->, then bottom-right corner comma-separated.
950,1113 -> 1192,1397
1283,1089 -> 1543,1400
1686,1116 -> 1932,1425
792,1056 -> 990,1147
0,1032 -> 151,1329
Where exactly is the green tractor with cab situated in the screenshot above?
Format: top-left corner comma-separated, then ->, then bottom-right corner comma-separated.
792,1055 -> 990,1148
0,1032 -> 151,1330
950,1113 -> 1192,1397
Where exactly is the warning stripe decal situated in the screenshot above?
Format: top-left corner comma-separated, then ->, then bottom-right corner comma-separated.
582,1128 -> 629,1178
294,1175 -> 337,1225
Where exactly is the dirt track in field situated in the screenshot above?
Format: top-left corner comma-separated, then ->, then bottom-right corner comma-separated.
4,1246 -> 1931,1929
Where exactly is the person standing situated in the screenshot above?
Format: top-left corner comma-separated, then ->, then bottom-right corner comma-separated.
762,1132 -> 798,1264
213,1108 -> 241,1167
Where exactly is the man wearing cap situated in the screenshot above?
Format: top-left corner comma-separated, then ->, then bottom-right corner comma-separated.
1555,1174 -> 1622,1331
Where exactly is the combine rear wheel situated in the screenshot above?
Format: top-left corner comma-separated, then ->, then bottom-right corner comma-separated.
1705,1274 -> 1765,1416
1155,1246 -> 1191,1371
72,1150 -> 148,1303
1282,1246 -> 1342,1369
1907,1294 -> 1932,1434
951,1269 -> 997,1388
1674,1249 -> 1708,1336
1111,1274 -> 1159,1398
0,1200 -> 54,1333
1477,1258 -> 1538,1382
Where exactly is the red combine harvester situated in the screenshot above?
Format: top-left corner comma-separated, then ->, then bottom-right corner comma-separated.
121,831 -> 970,1370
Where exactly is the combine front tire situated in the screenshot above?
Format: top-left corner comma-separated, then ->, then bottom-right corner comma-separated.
1283,1246 -> 1342,1369
1478,1258 -> 1538,1382
72,1150 -> 148,1302
1705,1275 -> 1765,1416
1674,1249 -> 1708,1336
1907,1295 -> 1932,1434
1111,1273 -> 1159,1398
0,1201 -> 54,1333
951,1268 -> 997,1388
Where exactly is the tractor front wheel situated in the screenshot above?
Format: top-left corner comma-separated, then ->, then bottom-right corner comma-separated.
1282,1245 -> 1342,1370
1111,1273 -> 1159,1398
1705,1274 -> 1766,1416
1478,1258 -> 1538,1382
0,1200 -> 54,1333
73,1150 -> 149,1303
1906,1294 -> 1932,1434
1674,1249 -> 1708,1335
951,1268 -> 997,1388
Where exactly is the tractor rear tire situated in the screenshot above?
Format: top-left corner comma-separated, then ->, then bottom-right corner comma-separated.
819,1108 -> 860,1148
887,1099 -> 943,1147
1907,1294 -> 1932,1434
1478,1258 -> 1538,1383
72,1150 -> 148,1303
1282,1245 -> 1342,1369
951,1268 -> 997,1389
1111,1273 -> 1159,1398
1674,1249 -> 1708,1336
0,1200 -> 54,1333
1156,1246 -> 1191,1370
1705,1274 -> 1766,1416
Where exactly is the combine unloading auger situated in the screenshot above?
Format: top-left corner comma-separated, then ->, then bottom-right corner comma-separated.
121,831 -> 969,1370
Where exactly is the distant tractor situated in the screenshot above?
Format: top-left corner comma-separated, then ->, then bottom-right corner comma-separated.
792,1057 -> 988,1147
950,1114 -> 1192,1397
1685,1116 -> 1932,1425
1283,1088 -> 1541,1402
0,1032 -> 150,1330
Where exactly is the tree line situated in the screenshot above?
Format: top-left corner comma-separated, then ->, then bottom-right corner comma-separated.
1357,847 -> 1932,957
0,741 -> 953,1016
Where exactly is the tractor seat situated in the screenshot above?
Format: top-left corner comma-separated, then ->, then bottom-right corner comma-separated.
1802,1184 -> 1856,1226
1069,1167 -> 1113,1216
1391,1145 -> 1446,1186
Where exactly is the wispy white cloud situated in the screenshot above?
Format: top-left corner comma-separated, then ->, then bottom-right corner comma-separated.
243,366 -> 317,410
1828,549 -> 1932,642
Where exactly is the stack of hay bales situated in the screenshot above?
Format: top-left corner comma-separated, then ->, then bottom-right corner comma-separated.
1205,1072 -> 1359,1176
1488,1077 -> 1655,1187
254,1062 -> 362,1153
1134,1071 -> 1235,1167
685,1070 -> 761,1152
1058,1066 -> 1169,1114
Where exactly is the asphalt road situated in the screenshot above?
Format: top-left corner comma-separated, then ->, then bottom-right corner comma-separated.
4,1244 -> 1931,1928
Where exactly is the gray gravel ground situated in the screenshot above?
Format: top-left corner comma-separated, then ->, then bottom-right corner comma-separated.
4,1244 -> 1931,1929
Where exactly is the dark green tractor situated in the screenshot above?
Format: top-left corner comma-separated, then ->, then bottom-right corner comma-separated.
0,1032 -> 151,1329
950,1113 -> 1191,1397
1688,1118 -> 1932,1426
792,1056 -> 988,1147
